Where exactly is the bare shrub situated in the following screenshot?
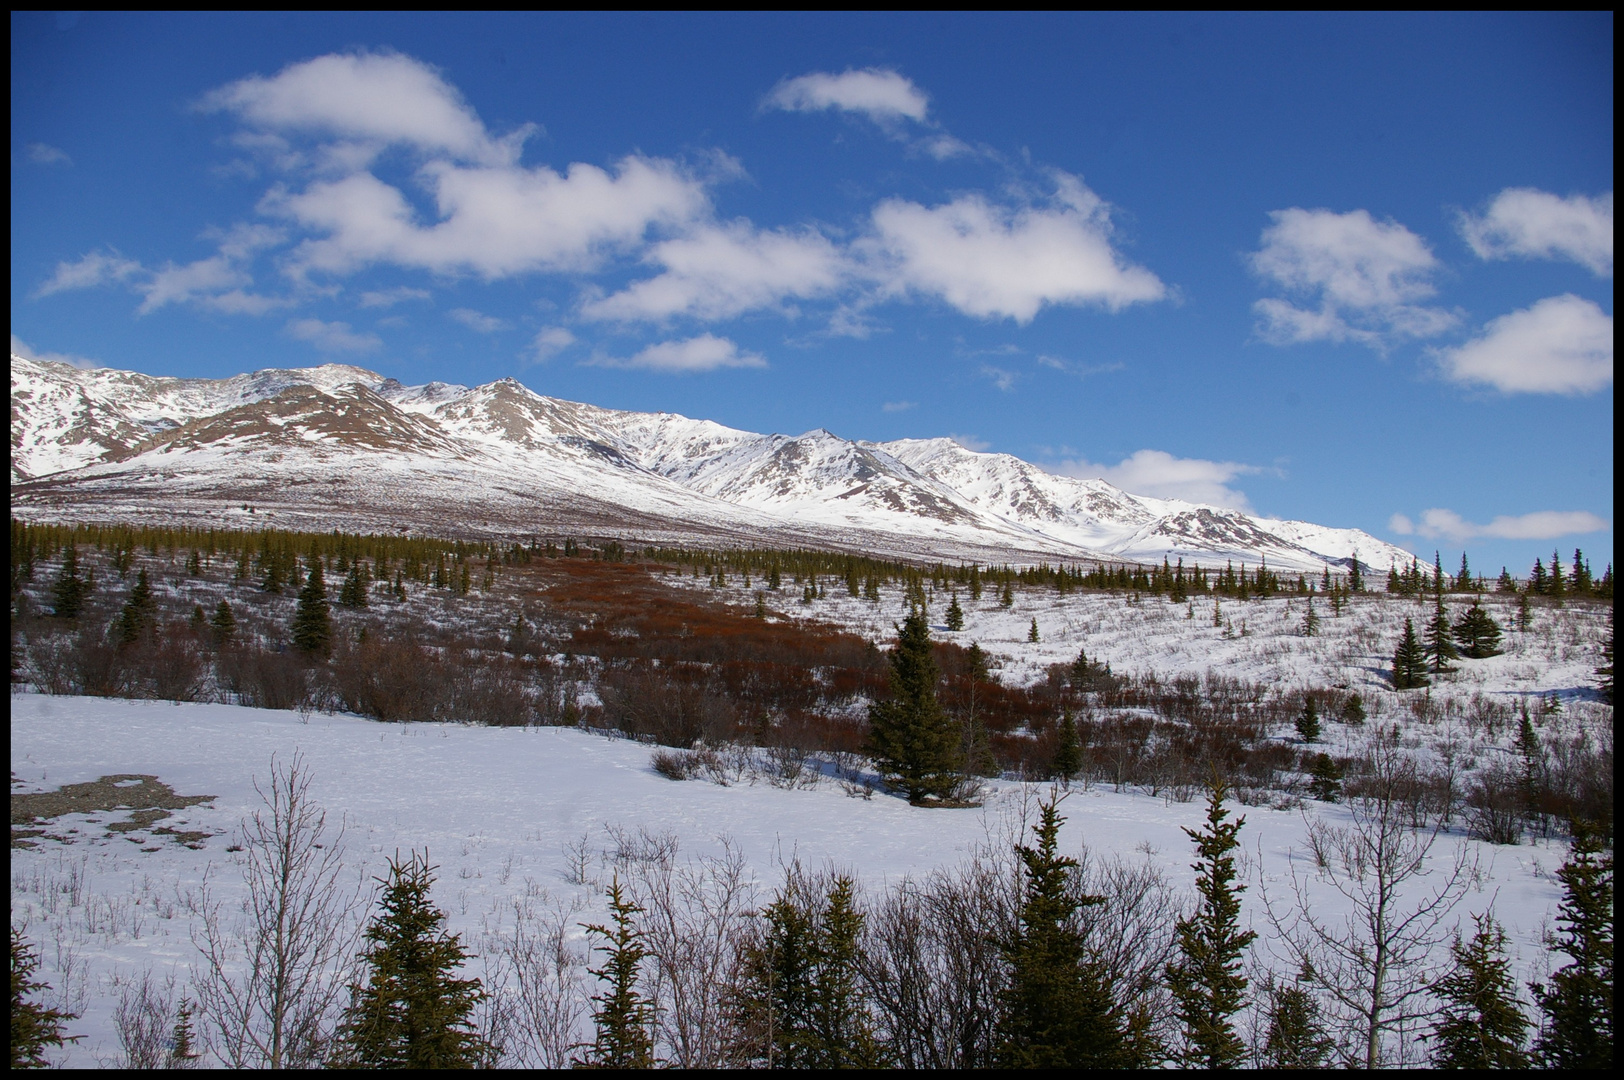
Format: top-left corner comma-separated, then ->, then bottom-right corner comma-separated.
192,751 -> 365,1067
651,748 -> 694,781
217,646 -> 315,711
23,630 -> 80,694
329,637 -> 440,722
115,970 -> 200,1068
492,898 -> 587,1069
1466,761 -> 1523,845
143,634 -> 209,702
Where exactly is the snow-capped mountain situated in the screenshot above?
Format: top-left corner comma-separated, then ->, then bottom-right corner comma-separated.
10,355 -> 1412,572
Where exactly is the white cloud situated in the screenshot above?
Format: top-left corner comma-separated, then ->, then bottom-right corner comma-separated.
285,317 -> 382,353
980,365 -> 1019,391
581,221 -> 846,322
1434,294 -> 1612,395
527,326 -> 576,363
34,250 -> 142,297
764,68 -> 930,125
948,433 -> 991,452
1251,207 -> 1456,348
881,400 -> 916,412
137,256 -> 250,314
589,333 -> 766,373
448,308 -> 509,333
1050,449 -> 1260,510
864,171 -> 1166,322
1391,507 -> 1609,543
201,50 -> 529,167
10,334 -> 101,370
26,142 -> 71,166
358,286 -> 431,308
1459,188 -> 1613,277
270,155 -> 708,280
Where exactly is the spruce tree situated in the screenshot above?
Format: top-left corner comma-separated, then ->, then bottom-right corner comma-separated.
1424,594 -> 1459,674
945,593 -> 965,631
1342,692 -> 1366,725
11,928 -> 79,1068
1295,697 -> 1320,743
114,568 -> 157,646
291,559 -> 332,655
1452,601 -> 1503,658
210,600 -> 237,645
999,578 -> 1015,608
1429,913 -> 1530,1069
1262,968 -> 1332,1068
334,851 -> 493,1068
51,544 -> 88,618
339,563 -> 370,608
1392,617 -> 1430,689
995,798 -> 1128,1068
1300,598 -> 1319,637
1548,550 -> 1565,599
1348,550 -> 1363,592
1531,822 -> 1614,1069
1496,567 -> 1518,594
1456,551 -> 1471,593
576,878 -> 655,1068
1028,617 -> 1040,644
1052,711 -> 1082,781
866,611 -> 962,803
1308,753 -> 1343,802
1530,558 -> 1548,595
1069,647 -> 1092,689
1166,777 -> 1256,1068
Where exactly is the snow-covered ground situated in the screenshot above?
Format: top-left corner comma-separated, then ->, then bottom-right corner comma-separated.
11,688 -> 1579,1068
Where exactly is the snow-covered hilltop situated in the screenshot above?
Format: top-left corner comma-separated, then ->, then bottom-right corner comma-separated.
10,355 -> 1410,572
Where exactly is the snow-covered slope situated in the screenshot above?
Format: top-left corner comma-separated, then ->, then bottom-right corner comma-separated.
11,355 -> 1410,572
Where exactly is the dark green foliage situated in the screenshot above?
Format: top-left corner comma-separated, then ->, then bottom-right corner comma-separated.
1262,970 -> 1332,1068
736,874 -> 884,1068
1052,710 -> 1082,780
866,611 -> 962,804
1453,602 -> 1503,658
189,603 -> 207,634
995,798 -> 1130,1068
1070,647 -> 1092,688
1496,567 -> 1518,594
291,559 -> 332,655
999,579 -> 1015,608
1532,823 -> 1614,1070
334,851 -> 493,1069
1429,913 -> 1530,1069
1392,618 -> 1430,689
115,568 -> 157,645
753,591 -> 767,619
945,593 -> 965,631
576,878 -> 655,1069
1028,617 -> 1040,643
1347,550 -> 1363,592
1166,777 -> 1256,1068
1424,595 -> 1460,674
51,544 -> 88,618
11,928 -> 78,1068
1342,693 -> 1366,725
1295,697 -> 1320,743
1301,598 -> 1319,637
1308,753 -> 1343,802
339,562 -> 371,608
210,600 -> 237,644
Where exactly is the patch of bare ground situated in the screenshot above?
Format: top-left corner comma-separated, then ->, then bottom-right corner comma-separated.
11,772 -> 216,849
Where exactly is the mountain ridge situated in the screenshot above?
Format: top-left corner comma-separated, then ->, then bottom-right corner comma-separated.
10,354 -> 1412,573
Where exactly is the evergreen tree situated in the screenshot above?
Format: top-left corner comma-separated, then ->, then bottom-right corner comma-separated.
1392,618 -> 1430,689
1300,598 -> 1319,637
1529,558 -> 1548,596
1515,591 -> 1532,632
1166,777 -> 1256,1068
210,600 -> 237,645
1342,692 -> 1366,726
1348,550 -> 1363,592
51,543 -> 88,618
1429,913 -> 1530,1069
1308,753 -> 1343,802
339,562 -> 370,608
945,593 -> 965,631
1496,567 -> 1518,594
1597,608 -> 1613,706
1548,550 -> 1565,599
1261,968 -> 1332,1068
11,928 -> 78,1068
1572,548 -> 1592,594
334,851 -> 493,1068
1000,578 -> 1015,609
1452,601 -> 1504,658
768,564 -> 781,591
1028,617 -> 1040,644
753,591 -> 768,619
1456,551 -> 1471,593
1052,710 -> 1082,781
576,878 -> 655,1068
291,559 -> 332,655
114,568 -> 157,645
969,563 -> 983,601
1531,822 -> 1614,1069
1295,697 -> 1320,743
1069,647 -> 1093,689
1424,595 -> 1460,674
866,611 -> 962,803
995,798 -> 1128,1068
189,603 -> 207,635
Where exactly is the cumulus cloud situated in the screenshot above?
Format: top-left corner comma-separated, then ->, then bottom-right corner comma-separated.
864,172 -> 1166,322
1251,207 -> 1456,348
26,142 -> 72,166
10,334 -> 101,370
1458,188 -> 1613,276
527,326 -> 576,363
1050,449 -> 1260,510
201,50 -> 529,167
285,317 -> 382,353
1390,508 -> 1609,543
358,286 -> 431,308
764,68 -> 930,125
588,333 -> 766,373
581,221 -> 846,322
448,307 -> 509,333
33,250 -> 143,297
1434,294 -> 1612,395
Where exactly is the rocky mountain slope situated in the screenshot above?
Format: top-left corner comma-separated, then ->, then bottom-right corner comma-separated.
11,355 -> 1411,572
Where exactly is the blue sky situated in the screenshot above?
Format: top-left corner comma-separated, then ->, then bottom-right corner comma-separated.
11,12 -> 1614,577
